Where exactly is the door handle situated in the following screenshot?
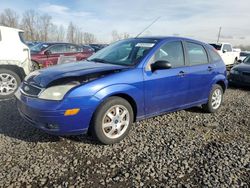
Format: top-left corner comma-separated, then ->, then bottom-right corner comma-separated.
178,71 -> 185,77
208,66 -> 214,71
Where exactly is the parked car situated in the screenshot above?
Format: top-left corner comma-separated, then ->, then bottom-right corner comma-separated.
81,44 -> 95,53
210,43 -> 240,67
30,42 -> 94,70
0,26 -> 31,99
239,51 -> 250,62
26,41 -> 41,48
89,44 -> 108,52
16,37 -> 227,144
229,55 -> 250,86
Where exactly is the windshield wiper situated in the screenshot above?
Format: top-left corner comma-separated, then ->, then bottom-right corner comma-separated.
87,58 -> 109,64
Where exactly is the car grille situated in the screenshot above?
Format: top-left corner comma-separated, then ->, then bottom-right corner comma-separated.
20,82 -> 42,97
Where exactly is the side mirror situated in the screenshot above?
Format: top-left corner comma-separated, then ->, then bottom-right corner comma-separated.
222,49 -> 227,53
237,59 -> 242,64
151,60 -> 172,72
44,50 -> 52,56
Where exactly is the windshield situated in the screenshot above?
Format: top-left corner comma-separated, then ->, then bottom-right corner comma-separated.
31,43 -> 50,52
210,44 -> 222,50
88,38 -> 159,66
243,55 -> 250,64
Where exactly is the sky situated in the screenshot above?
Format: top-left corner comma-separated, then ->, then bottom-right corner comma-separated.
1,0 -> 250,45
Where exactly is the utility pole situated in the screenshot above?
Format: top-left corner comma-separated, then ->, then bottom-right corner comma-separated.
217,27 -> 222,43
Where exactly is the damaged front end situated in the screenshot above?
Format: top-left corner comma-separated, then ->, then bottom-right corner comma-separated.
20,69 -> 123,100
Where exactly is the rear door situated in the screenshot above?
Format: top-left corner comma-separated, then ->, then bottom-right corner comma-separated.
183,41 -> 216,104
144,40 -> 190,116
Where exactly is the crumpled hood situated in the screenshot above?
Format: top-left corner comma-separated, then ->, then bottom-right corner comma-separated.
25,61 -> 129,87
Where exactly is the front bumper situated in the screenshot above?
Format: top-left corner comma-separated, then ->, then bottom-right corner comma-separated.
228,73 -> 250,86
15,90 -> 99,135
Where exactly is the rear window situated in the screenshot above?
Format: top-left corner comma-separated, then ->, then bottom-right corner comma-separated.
19,32 -> 26,44
210,44 -> 222,50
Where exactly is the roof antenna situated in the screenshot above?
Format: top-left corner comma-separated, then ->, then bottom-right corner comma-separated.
135,16 -> 161,38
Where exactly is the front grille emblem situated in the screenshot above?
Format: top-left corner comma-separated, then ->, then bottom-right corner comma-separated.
24,86 -> 30,92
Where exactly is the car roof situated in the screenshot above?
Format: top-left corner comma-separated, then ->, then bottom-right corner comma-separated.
135,36 -> 208,45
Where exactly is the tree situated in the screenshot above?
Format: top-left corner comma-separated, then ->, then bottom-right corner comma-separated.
83,32 -> 96,44
0,8 -> 19,28
21,10 -> 39,41
112,30 -> 130,42
38,14 -> 52,41
67,22 -> 76,43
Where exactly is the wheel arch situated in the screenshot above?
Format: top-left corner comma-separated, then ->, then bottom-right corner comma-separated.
215,80 -> 226,93
0,64 -> 26,80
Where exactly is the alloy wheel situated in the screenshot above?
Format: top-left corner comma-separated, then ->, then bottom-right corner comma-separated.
0,73 -> 18,96
102,105 -> 130,139
211,88 -> 222,109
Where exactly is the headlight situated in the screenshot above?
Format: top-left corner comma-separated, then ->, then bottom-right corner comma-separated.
38,85 -> 77,100
230,69 -> 240,75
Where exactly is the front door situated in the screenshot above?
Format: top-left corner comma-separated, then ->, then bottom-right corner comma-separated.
144,40 -> 189,116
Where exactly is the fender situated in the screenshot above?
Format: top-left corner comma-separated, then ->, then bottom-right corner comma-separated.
209,73 -> 228,92
94,84 -> 145,118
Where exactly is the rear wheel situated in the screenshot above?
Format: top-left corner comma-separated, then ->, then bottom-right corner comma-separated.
0,69 -> 21,99
202,84 -> 223,113
91,97 -> 133,144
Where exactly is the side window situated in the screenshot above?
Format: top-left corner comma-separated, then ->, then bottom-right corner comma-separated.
208,48 -> 221,62
50,45 -> 66,54
222,44 -> 232,52
66,45 -> 78,53
0,30 -> 2,41
148,41 -> 185,68
186,42 -> 209,66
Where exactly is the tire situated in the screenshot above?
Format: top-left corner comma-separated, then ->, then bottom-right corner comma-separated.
0,69 -> 21,99
202,84 -> 223,113
31,61 -> 40,71
91,96 -> 134,145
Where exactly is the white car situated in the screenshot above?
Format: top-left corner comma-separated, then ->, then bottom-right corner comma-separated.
0,26 -> 31,99
210,43 -> 240,67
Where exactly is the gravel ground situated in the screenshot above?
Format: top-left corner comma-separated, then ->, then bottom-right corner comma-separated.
0,87 -> 249,187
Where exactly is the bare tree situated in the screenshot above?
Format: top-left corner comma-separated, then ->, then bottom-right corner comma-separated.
83,32 -> 96,44
56,25 -> 65,42
38,14 -> 52,41
0,8 -> 19,28
112,30 -> 130,42
67,22 -> 76,43
21,10 -> 39,41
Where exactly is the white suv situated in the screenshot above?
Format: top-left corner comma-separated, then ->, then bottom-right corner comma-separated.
0,26 -> 31,99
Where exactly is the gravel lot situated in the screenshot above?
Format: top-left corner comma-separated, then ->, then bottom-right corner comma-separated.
0,87 -> 249,187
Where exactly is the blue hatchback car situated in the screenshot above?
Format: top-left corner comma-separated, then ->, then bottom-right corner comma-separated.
16,37 -> 228,144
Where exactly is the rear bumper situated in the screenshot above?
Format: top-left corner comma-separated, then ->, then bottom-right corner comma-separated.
15,90 -> 99,135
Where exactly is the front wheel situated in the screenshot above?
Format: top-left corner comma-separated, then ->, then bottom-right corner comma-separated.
0,69 -> 21,99
202,84 -> 223,113
91,97 -> 134,144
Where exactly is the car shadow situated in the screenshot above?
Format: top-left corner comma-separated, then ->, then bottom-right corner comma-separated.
0,98 -> 99,144
0,98 -> 60,143
228,84 -> 250,91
